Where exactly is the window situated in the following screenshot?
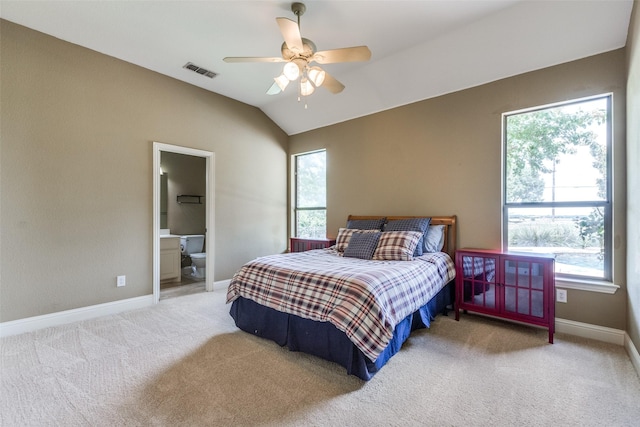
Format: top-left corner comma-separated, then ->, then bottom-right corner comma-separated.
294,150 -> 326,238
503,95 -> 612,280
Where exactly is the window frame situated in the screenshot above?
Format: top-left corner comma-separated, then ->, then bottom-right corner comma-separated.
501,94 -> 613,282
293,149 -> 327,239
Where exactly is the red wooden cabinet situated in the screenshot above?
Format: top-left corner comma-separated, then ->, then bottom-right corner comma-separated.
290,237 -> 336,253
455,249 -> 556,343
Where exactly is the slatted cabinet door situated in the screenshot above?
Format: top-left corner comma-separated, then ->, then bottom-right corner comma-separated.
455,249 -> 555,343
456,253 -> 499,313
502,258 -> 546,319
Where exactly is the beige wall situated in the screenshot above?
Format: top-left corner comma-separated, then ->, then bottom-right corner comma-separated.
626,1 -> 640,355
290,50 -> 627,330
0,20 -> 288,322
1,14 -> 634,338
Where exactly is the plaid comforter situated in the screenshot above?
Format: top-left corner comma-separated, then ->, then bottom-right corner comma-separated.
226,249 -> 456,362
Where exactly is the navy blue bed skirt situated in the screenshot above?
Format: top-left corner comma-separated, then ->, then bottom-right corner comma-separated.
229,281 -> 454,381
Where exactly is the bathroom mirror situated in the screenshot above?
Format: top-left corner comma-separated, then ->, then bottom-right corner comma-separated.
160,173 -> 168,229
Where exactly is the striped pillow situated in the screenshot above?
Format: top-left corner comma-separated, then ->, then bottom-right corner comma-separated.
372,231 -> 423,261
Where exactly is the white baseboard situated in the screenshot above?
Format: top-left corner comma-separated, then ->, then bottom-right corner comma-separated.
0,280 -> 232,338
625,334 -> 640,378
556,317 -> 625,345
213,279 -> 230,291
0,295 -> 155,338
548,318 -> 640,378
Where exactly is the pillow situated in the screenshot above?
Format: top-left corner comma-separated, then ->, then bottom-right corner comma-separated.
335,227 -> 380,252
346,217 -> 386,230
344,232 -> 381,260
424,225 -> 445,253
384,217 -> 431,257
372,230 -> 423,261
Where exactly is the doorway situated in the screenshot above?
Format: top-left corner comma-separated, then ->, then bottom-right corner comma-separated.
152,142 -> 215,304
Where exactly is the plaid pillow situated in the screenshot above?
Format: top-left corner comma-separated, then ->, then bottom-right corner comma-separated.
372,230 -> 423,261
335,228 -> 380,252
384,218 -> 431,256
344,232 -> 381,260
346,217 -> 386,230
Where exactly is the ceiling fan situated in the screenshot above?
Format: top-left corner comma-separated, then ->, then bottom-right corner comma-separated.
223,2 -> 371,99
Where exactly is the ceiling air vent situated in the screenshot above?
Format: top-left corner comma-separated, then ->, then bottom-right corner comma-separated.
183,62 -> 217,79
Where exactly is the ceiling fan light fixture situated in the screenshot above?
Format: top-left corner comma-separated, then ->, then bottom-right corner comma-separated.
283,62 -> 300,81
224,2 -> 371,103
300,77 -> 315,96
274,74 -> 290,91
308,66 -> 325,87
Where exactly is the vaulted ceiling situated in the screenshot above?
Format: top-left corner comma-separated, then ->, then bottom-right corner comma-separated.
0,1 -> 633,135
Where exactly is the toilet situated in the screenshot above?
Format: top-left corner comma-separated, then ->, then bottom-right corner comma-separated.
180,235 -> 206,280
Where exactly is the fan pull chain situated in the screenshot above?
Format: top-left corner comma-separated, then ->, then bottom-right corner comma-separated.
298,95 -> 308,109
297,74 -> 307,108
296,92 -> 308,109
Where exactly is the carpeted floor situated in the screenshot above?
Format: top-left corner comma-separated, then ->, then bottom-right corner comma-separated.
2,289 -> 639,426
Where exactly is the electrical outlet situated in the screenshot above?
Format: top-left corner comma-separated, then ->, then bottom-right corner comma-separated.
556,288 -> 567,303
117,275 -> 126,287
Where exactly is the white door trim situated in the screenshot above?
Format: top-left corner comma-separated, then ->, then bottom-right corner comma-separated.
152,142 -> 215,304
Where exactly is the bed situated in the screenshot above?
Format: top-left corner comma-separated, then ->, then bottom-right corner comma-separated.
226,215 -> 457,380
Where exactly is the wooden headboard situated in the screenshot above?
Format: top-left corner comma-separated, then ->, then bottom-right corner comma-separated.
346,215 -> 457,259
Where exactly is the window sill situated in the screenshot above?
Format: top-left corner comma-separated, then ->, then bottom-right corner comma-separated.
555,277 -> 620,294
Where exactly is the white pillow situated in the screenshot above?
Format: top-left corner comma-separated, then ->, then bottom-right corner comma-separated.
423,225 -> 445,252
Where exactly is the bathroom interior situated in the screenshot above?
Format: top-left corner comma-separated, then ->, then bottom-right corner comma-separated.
159,151 -> 207,298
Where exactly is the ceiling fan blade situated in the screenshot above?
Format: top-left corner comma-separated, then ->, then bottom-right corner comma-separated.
266,81 -> 282,95
322,72 -> 345,94
313,46 -> 371,64
223,56 -> 284,63
276,17 -> 303,53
